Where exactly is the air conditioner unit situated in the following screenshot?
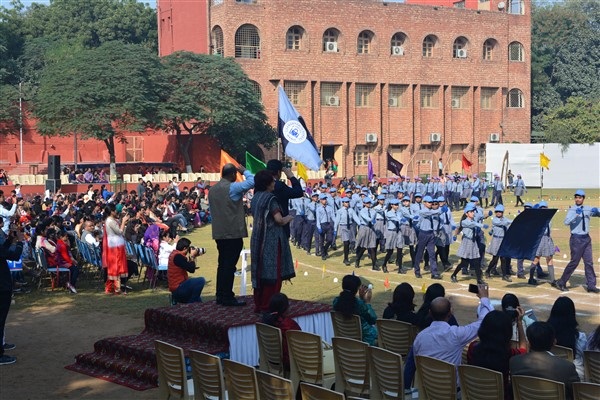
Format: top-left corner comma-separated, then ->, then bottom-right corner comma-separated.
327,96 -> 340,106
451,98 -> 460,108
389,98 -> 398,107
392,46 -> 404,56
430,132 -> 441,143
326,42 -> 338,53
366,133 -> 378,143
490,133 -> 500,142
456,49 -> 467,58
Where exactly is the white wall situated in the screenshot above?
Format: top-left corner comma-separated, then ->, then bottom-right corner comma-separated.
486,143 -> 600,188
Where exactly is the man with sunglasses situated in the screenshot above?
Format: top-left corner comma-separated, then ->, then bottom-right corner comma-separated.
552,190 -> 600,293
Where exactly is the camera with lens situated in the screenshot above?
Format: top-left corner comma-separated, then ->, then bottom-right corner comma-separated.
189,246 -> 206,256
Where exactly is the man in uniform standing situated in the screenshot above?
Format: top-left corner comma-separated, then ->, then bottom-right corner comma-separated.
209,163 -> 254,306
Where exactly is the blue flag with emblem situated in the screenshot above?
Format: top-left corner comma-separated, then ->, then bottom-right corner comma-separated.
278,86 -> 322,171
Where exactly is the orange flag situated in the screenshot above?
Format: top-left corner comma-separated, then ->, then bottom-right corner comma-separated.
220,149 -> 242,182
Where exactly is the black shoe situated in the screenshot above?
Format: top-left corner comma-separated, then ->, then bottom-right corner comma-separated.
398,268 -> 406,274
415,272 -> 422,279
343,259 -> 351,266
431,274 -> 442,280
355,261 -> 360,269
382,265 -> 389,273
450,275 -> 458,283
527,278 -> 537,285
586,286 -> 600,293
477,279 -> 486,285
461,269 -> 469,276
517,273 -> 526,279
0,355 -> 16,365
3,343 -> 16,351
321,254 -> 328,260
551,280 -> 568,292
444,264 -> 453,272
491,269 -> 500,276
502,275 -> 512,282
218,298 -> 247,307
485,271 -> 491,279
537,271 -> 549,279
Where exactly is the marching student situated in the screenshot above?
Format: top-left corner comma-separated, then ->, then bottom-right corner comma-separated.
399,195 -> 417,266
412,196 -> 442,279
373,195 -> 387,253
553,190 -> 600,293
435,196 -> 455,271
485,204 -> 513,282
301,192 -> 318,255
315,193 -> 335,260
382,199 -> 403,274
355,197 -> 379,271
334,197 -> 361,266
528,201 -> 555,285
450,203 -> 488,284
513,174 -> 527,207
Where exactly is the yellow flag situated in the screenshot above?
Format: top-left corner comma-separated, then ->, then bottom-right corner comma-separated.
540,153 -> 551,170
296,161 -> 309,182
220,150 -> 242,182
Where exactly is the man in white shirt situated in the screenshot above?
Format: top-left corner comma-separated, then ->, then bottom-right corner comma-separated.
81,221 -> 100,247
0,191 -> 17,235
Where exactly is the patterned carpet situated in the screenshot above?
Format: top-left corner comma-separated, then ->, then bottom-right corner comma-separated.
65,296 -> 331,391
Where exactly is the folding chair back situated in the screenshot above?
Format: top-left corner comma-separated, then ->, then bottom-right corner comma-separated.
511,375 -> 565,400
300,382 -> 345,400
154,340 -> 193,400
330,311 -> 362,341
415,355 -> 457,400
256,322 -> 285,376
256,370 -> 294,400
572,382 -> 600,400
286,330 -> 335,395
458,364 -> 504,400
583,350 -> 600,383
369,346 -> 403,400
188,350 -> 226,400
551,344 -> 574,362
222,359 -> 259,400
332,336 -> 370,398
376,318 -> 417,356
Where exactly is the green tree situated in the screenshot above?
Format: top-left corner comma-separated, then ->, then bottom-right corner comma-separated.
161,52 -> 276,172
542,97 -> 600,145
34,41 -> 167,176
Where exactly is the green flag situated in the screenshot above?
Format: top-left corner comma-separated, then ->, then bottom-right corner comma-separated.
245,151 -> 266,174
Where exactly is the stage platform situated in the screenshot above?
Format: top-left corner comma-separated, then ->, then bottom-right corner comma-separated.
65,296 -> 332,391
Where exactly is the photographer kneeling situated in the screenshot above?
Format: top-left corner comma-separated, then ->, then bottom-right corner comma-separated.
167,238 -> 206,304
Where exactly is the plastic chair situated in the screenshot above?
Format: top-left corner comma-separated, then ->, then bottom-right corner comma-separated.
376,319 -> 417,356
511,375 -> 565,400
144,246 -> 165,289
222,359 -> 259,400
584,350 -> 600,383
330,311 -> 362,341
369,346 -> 403,400
256,322 -> 285,377
551,344 -> 574,362
572,382 -> 600,400
256,370 -> 294,400
35,247 -> 71,291
154,340 -> 194,400
332,337 -> 370,398
286,330 -> 336,396
458,364 -> 504,400
415,355 -> 457,400
188,349 -> 227,400
300,382 -> 345,400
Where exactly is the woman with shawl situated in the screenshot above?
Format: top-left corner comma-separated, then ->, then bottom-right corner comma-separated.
102,203 -> 129,294
250,170 -> 295,313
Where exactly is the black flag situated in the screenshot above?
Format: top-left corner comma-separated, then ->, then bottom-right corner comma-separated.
387,152 -> 403,177
497,208 -> 557,260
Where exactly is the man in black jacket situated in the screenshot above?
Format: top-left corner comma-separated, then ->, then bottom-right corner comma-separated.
0,216 -> 23,366
266,160 -> 304,238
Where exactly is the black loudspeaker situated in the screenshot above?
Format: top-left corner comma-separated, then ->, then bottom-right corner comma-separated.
48,155 -> 61,179
46,179 -> 61,193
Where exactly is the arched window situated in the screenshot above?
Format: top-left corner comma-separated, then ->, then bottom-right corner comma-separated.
508,42 -> 524,62
286,26 -> 305,50
507,89 -> 524,108
390,32 -> 407,56
212,26 -> 224,56
453,36 -> 468,58
482,38 -> 497,61
422,35 -> 437,58
357,30 -> 374,54
323,28 -> 340,52
235,24 -> 260,59
250,80 -> 261,101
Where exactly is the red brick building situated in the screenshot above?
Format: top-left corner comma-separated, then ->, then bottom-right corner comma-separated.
158,0 -> 531,178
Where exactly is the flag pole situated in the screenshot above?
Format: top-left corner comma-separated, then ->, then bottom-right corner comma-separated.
540,166 -> 543,200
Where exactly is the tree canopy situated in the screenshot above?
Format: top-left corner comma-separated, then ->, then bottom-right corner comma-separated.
542,97 -> 600,146
161,51 -> 276,169
34,41 -> 167,175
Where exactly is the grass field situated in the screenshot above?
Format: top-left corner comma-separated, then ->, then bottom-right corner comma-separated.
12,188 -> 600,330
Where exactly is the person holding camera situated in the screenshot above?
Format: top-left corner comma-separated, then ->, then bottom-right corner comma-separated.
167,238 -> 206,304
0,216 -> 23,365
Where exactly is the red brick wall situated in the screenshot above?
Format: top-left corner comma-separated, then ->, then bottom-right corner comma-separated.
159,0 -> 531,177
